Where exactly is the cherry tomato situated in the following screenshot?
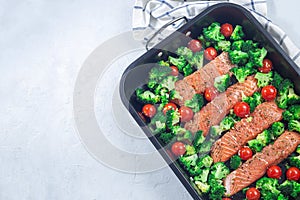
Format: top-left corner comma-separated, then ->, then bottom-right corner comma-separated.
239,147 -> 253,160
286,167 -> 300,181
170,66 -> 179,76
221,23 -> 233,38
258,59 -> 273,73
204,47 -> 218,60
163,102 -> 177,115
246,188 -> 260,200
142,104 -> 156,118
267,165 -> 282,179
188,39 -> 202,52
171,142 -> 186,156
204,87 -> 218,102
234,102 -> 250,118
179,106 -> 194,122
261,85 -> 277,101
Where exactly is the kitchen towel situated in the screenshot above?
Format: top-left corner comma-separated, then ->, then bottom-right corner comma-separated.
132,0 -> 300,66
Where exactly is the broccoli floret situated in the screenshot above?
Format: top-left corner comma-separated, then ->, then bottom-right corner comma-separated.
198,34 -> 212,48
271,121 -> 285,137
153,121 -> 166,134
199,141 -> 213,155
256,177 -> 281,199
248,129 -> 272,152
136,88 -> 160,104
189,51 -> 204,69
193,130 -> 205,149
277,194 -> 289,200
243,92 -> 263,112
210,162 -> 230,180
198,155 -> 213,168
230,155 -> 242,170
168,55 -> 187,71
231,40 -> 244,51
158,60 -> 170,67
184,94 -> 205,112
160,76 -> 178,91
230,25 -> 245,41
176,46 -> 193,60
195,181 -> 210,194
220,116 -> 236,131
169,89 -> 182,101
276,79 -> 300,109
158,132 -> 174,144
178,154 -> 198,169
287,87 -> 300,105
272,71 -> 284,89
171,125 -> 187,136
208,178 -> 226,200
291,180 -> 300,198
254,71 -> 273,88
283,105 -> 300,121
194,168 -> 210,183
177,130 -> 193,142
297,145 -> 300,154
214,74 -> 230,92
183,63 -> 193,76
209,125 -> 223,139
185,145 -> 196,156
288,120 -> 300,133
149,65 -> 172,81
230,66 -> 256,83
248,47 -> 268,67
215,40 -> 231,51
203,22 -> 225,43
228,50 -> 249,65
248,139 -> 264,152
289,155 -> 300,168
241,40 -> 259,52
166,109 -> 180,128
279,180 -> 300,198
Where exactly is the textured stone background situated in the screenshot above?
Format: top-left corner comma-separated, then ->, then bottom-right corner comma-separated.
1,0 -> 300,199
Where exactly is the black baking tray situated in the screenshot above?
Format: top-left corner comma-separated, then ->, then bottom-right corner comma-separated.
119,3 -> 300,200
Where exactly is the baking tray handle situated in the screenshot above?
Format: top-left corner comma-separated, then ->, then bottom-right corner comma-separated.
145,16 -> 188,51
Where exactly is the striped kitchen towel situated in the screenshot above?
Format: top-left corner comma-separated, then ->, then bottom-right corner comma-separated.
132,0 -> 300,66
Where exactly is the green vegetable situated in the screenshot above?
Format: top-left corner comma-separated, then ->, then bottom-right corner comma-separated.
288,120 -> 300,133
189,52 -> 204,69
170,125 -> 186,136
208,178 -> 226,200
289,155 -> 300,168
203,22 -> 225,43
194,168 -> 210,183
176,46 -> 193,60
198,155 -> 213,168
169,89 -> 182,101
183,63 -> 193,76
214,74 -> 230,92
277,194 -> 289,200
177,130 -> 193,142
160,76 -> 178,91
184,94 -> 205,113
248,47 -> 267,67
168,55 -> 187,71
193,130 -> 205,149
210,162 -> 230,180
283,104 -> 300,121
149,65 -> 172,81
271,122 -> 285,138
198,34 -> 212,48
231,40 -> 244,51
272,71 -> 284,89
158,132 -> 174,144
195,181 -> 210,194
199,141 -> 213,155
276,79 -> 300,109
210,115 -> 236,138
297,145 -> 300,154
136,88 -> 160,104
248,129 -> 271,152
241,40 -> 258,52
209,125 -> 223,139
215,40 -> 231,51
166,109 -> 180,128
278,180 -> 300,198
158,60 -> 170,67
228,50 -> 249,65
178,154 -> 198,171
254,71 -> 273,88
230,25 -> 245,41
242,92 -> 263,112
185,145 -> 196,156
230,66 -> 256,83
230,155 -> 242,170
256,177 -> 281,199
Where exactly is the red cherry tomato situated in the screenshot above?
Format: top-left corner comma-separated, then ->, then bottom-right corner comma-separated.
261,85 -> 277,101
246,187 -> 260,200
179,106 -> 194,122
204,47 -> 218,60
258,59 -> 273,73
171,142 -> 186,156
239,147 -> 253,160
204,87 -> 219,102
188,39 -> 202,52
286,167 -> 300,181
221,23 -> 233,38
267,165 -> 282,179
234,102 -> 250,118
170,66 -> 179,76
163,102 -> 177,115
142,104 -> 156,118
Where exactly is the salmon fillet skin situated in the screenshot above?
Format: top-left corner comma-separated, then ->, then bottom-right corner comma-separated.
184,76 -> 258,136
174,52 -> 235,105
211,101 -> 283,163
224,131 -> 300,196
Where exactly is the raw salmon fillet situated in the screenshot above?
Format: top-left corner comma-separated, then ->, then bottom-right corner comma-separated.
211,101 -> 283,163
184,76 -> 258,136
224,131 -> 300,196
174,52 -> 235,105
